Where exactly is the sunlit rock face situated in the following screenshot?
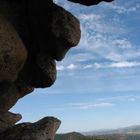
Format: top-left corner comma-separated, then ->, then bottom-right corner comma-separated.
0,0 -> 112,139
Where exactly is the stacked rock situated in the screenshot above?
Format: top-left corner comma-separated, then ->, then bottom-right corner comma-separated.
0,0 -> 81,133
0,0 -> 113,139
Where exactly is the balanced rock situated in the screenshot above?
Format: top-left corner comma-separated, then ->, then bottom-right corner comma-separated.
68,0 -> 113,6
50,4 -> 81,60
0,117 -> 61,140
0,0 -> 114,139
0,111 -> 22,133
23,1 -> 81,61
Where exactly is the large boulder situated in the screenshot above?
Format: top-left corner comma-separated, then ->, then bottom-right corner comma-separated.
23,1 -> 81,61
0,117 -> 61,140
49,4 -> 81,60
16,3 -> 81,88
68,0 -> 113,6
0,16 -> 27,83
0,0 -> 113,139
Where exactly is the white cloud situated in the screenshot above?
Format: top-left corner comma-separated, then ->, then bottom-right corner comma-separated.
57,65 -> 65,71
54,0 -> 140,73
93,102 -> 114,107
84,61 -> 140,70
57,61 -> 140,72
83,64 -> 93,69
69,102 -> 115,109
98,95 -> 140,102
67,64 -> 78,70
113,39 -> 132,49
105,1 -> 140,14
97,61 -> 140,70
108,61 -> 140,68
79,13 -> 101,21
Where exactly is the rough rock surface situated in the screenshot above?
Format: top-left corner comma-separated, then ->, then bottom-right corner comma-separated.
50,4 -> 81,60
0,0 -> 113,139
68,0 -> 113,6
20,53 -> 57,88
0,111 -> 22,133
16,2 -> 81,88
0,117 -> 61,140
0,81 -> 34,111
0,16 -> 27,82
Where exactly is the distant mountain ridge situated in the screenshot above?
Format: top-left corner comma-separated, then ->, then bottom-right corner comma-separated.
83,125 -> 140,136
55,125 -> 140,140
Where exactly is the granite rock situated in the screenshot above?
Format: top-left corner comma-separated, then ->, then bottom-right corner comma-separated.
0,16 -> 27,83
0,111 -> 22,133
68,0 -> 113,6
0,117 -> 61,140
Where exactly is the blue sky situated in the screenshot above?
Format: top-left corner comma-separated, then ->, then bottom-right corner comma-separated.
11,0 -> 140,133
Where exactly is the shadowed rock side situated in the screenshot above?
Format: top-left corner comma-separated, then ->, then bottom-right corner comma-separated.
0,0 -> 113,139
18,2 -> 81,88
0,117 -> 61,140
0,16 -> 27,83
0,111 -> 22,133
0,0 -> 81,112
68,0 -> 113,6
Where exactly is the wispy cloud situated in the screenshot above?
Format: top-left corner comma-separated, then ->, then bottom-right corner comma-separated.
49,102 -> 115,111
98,95 -> 140,102
106,0 -> 140,14
108,61 -> 140,68
57,63 -> 79,71
84,61 -> 140,69
57,65 -> 65,71
55,0 -> 140,71
67,64 -> 78,70
57,61 -> 140,71
69,102 -> 115,109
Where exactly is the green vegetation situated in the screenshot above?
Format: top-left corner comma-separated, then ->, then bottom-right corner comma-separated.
79,134 -> 140,140
80,137 -> 108,140
55,132 -> 85,140
55,125 -> 140,140
55,133 -> 140,140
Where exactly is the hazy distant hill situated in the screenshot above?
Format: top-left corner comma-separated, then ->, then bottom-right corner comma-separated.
55,132 -> 85,140
92,134 -> 140,140
55,125 -> 140,140
83,125 -> 140,136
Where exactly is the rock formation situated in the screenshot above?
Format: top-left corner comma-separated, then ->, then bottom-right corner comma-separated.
0,0 -> 113,139
68,0 -> 113,6
0,117 -> 61,140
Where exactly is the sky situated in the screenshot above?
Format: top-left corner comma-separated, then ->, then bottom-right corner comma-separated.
11,0 -> 140,133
